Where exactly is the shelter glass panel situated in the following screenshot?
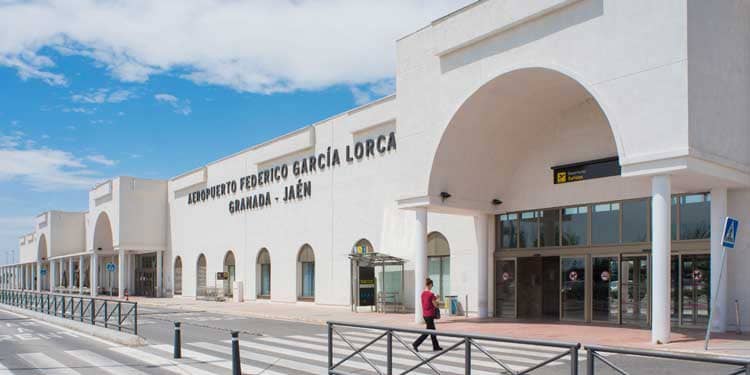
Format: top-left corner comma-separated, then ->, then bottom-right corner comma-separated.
562,206 -> 588,246
679,194 -> 711,240
622,199 -> 649,243
539,209 -> 560,247
591,203 -> 619,244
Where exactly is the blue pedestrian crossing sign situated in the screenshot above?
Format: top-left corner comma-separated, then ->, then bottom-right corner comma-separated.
106,262 -> 116,272
40,268 -> 47,276
722,217 -> 739,249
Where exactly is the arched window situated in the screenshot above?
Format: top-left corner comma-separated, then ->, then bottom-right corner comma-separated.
352,239 -> 374,255
173,256 -> 183,295
427,232 -> 451,297
257,249 -> 271,298
223,251 -> 236,298
196,254 -> 207,297
297,245 -> 315,300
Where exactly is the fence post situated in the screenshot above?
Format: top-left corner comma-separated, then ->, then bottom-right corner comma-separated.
134,303 -> 138,335
231,331 -> 241,375
570,344 -> 579,375
54,295 -> 58,316
465,337 -> 471,375
174,322 -> 182,359
117,302 -> 122,331
90,300 -> 95,325
80,298 -> 84,322
104,301 -> 108,329
586,348 -> 594,375
327,323 -> 333,372
386,330 -> 393,375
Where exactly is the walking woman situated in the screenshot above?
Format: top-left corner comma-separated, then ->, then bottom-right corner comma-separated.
412,278 -> 442,352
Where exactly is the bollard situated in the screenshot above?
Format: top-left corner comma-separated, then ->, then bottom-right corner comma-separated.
174,322 -> 182,359
231,331 -> 241,375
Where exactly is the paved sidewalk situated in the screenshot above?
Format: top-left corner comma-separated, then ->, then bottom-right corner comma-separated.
130,296 -> 750,358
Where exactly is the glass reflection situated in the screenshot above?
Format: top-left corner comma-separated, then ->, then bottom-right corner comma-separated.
562,206 -> 588,246
680,194 -> 711,240
520,211 -> 540,248
561,256 -> 586,321
495,260 -> 516,318
622,199 -> 648,243
592,257 -> 619,322
540,209 -> 560,247
592,203 -> 619,244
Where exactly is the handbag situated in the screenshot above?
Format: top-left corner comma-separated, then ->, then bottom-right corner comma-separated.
434,306 -> 441,320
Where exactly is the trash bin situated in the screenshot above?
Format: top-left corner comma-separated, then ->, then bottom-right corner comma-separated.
445,295 -> 459,316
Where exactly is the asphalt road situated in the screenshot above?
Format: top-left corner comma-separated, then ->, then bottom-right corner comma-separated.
0,304 -> 744,374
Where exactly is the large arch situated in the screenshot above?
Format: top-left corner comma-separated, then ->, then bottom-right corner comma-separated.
428,67 -> 621,211
297,244 -> 315,301
256,249 -> 271,298
173,256 -> 182,295
196,253 -> 207,297
92,212 -> 114,252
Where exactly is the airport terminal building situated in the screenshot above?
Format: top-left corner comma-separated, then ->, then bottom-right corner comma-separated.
2,0 -> 749,344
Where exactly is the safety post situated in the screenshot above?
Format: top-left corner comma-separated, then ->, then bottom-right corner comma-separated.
173,322 -> 181,359
231,331 -> 241,375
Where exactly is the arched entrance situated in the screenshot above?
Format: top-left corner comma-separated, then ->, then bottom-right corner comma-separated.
256,249 -> 271,298
196,254 -> 207,297
223,251 -> 236,298
92,212 -> 115,296
37,234 -> 49,291
173,256 -> 182,295
427,232 -> 450,298
297,245 -> 315,301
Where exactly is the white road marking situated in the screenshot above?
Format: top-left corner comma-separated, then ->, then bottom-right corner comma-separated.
188,341 -> 319,374
66,350 -> 147,375
18,352 -> 79,375
110,346 -> 215,375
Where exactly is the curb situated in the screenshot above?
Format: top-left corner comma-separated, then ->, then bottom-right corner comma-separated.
0,305 -> 147,347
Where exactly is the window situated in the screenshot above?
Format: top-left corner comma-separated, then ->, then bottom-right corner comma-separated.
591,203 -> 619,244
298,245 -> 315,299
562,206 -> 588,246
539,209 -> 560,247
196,254 -> 207,297
519,211 -> 540,248
622,199 -> 648,243
173,257 -> 182,295
257,249 -> 271,298
679,194 -> 711,240
427,232 -> 450,297
497,213 -> 518,249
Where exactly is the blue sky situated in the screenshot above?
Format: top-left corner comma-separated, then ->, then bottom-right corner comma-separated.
0,1 -> 472,262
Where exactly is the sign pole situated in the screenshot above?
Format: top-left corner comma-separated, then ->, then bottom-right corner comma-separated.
704,247 -> 727,350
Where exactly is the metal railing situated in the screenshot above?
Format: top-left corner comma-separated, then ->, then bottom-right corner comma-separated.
0,289 -> 138,335
585,345 -> 750,375
327,321 -> 580,375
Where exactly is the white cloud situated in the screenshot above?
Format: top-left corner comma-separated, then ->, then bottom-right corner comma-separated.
71,88 -> 134,104
86,154 -> 116,166
62,107 -> 96,114
350,79 -> 396,105
155,93 -> 191,115
0,131 -> 106,191
0,1 -> 472,98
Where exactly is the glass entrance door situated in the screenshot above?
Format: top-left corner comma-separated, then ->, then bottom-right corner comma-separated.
681,254 -> 710,326
621,255 -> 649,326
494,260 -> 516,318
592,256 -> 619,323
561,256 -> 586,321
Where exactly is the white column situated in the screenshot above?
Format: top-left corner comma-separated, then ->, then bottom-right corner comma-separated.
710,187 -> 728,332
651,175 -> 672,344
50,261 -> 57,293
79,255 -> 85,294
157,250 -> 163,298
22,265 -> 27,290
118,250 -> 125,298
58,259 -> 63,289
476,214 -> 489,318
68,258 -> 74,291
125,254 -> 131,294
414,207 -> 428,323
36,262 -> 41,291
90,254 -> 98,297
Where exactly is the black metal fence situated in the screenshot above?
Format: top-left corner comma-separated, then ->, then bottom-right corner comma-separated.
327,321 -> 580,375
0,289 -> 138,335
585,345 -> 750,375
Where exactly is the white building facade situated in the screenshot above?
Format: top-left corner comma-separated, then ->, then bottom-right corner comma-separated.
2,0 -> 750,344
